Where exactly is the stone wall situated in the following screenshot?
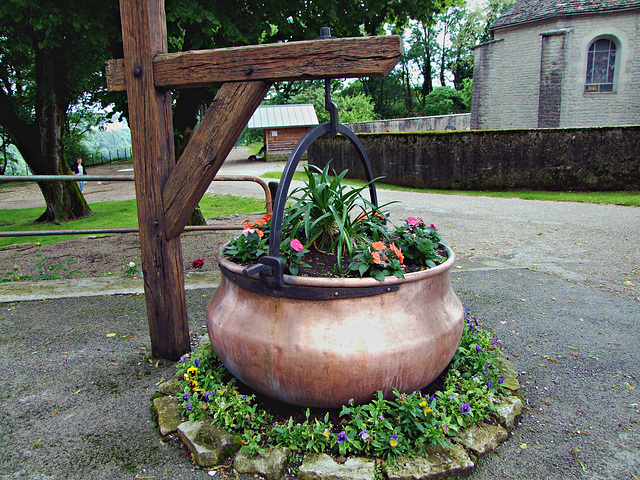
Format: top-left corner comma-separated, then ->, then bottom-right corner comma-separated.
471,10 -> 640,129
348,114 -> 470,133
307,127 -> 640,191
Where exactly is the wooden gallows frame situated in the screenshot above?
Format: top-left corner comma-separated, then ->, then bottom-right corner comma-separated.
105,0 -> 402,360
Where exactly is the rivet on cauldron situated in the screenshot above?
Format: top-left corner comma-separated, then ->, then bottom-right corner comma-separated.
386,287 -> 391,292
334,291 -> 339,296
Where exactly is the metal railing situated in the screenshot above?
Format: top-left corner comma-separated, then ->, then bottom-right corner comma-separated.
0,173 -> 272,238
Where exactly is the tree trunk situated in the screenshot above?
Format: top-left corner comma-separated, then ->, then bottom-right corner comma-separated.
422,26 -> 433,99
32,45 -> 93,223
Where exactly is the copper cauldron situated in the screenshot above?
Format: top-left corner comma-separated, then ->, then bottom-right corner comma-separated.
206,244 -> 463,408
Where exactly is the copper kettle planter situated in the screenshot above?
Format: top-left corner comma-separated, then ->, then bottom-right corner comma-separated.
206,101 -> 463,407
206,244 -> 463,408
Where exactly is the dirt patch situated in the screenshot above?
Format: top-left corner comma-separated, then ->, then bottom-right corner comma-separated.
0,222 -> 244,282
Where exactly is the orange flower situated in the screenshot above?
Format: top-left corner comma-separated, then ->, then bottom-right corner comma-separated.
243,221 -> 255,231
254,217 -> 267,226
262,213 -> 272,222
390,242 -> 404,263
372,251 -> 382,264
255,228 -> 264,238
371,241 -> 386,251
241,217 -> 252,225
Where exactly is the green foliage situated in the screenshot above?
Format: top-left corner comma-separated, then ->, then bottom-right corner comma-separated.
421,86 -> 466,116
174,311 -> 512,463
121,257 -> 141,276
392,217 -> 442,267
279,85 -> 378,124
282,163 -> 389,274
1,249 -> 80,282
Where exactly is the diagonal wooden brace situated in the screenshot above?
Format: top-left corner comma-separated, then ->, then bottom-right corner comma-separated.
162,81 -> 271,240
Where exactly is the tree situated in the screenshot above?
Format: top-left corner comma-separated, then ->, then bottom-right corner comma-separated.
421,86 -> 466,116
481,0 -> 515,42
0,0 -> 120,223
448,6 -> 486,90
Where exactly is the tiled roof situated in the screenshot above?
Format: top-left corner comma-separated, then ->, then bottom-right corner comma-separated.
247,104 -> 319,129
492,0 -> 640,30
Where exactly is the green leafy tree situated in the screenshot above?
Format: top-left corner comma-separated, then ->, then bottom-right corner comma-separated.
348,73 -> 408,119
421,86 -> 466,116
448,6 -> 486,90
0,0 -> 120,222
481,0 -> 515,42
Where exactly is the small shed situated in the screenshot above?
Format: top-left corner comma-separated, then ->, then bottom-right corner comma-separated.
247,104 -> 319,161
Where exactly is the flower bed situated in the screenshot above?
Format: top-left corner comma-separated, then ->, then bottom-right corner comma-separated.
222,163 -> 446,280
173,310 -> 515,463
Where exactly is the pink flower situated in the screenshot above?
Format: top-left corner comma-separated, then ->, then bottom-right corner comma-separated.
191,258 -> 204,269
406,216 -> 419,228
430,224 -> 437,230
290,239 -> 303,252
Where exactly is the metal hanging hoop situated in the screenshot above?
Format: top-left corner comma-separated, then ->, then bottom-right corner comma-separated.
242,31 -> 379,289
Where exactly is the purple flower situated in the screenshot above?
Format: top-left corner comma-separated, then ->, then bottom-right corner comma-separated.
203,391 -> 212,401
359,430 -> 370,441
186,402 -> 193,411
492,338 -> 499,345
337,431 -> 348,444
487,381 -> 493,389
194,359 -> 200,368
476,345 -> 483,352
182,393 -> 191,401
180,355 -> 186,363
483,369 -> 488,375
429,394 -> 436,402
378,414 -> 384,420
461,402 -> 471,415
499,376 -> 506,385
390,434 -> 399,447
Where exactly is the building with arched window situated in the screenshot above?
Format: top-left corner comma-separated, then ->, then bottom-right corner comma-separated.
471,0 -> 640,129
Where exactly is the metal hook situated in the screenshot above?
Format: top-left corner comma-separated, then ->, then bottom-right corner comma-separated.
316,28 -> 339,138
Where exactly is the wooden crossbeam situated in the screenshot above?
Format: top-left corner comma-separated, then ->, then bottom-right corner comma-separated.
105,35 -> 402,91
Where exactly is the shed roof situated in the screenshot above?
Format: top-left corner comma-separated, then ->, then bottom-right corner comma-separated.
248,104 -> 319,129
491,0 -> 640,30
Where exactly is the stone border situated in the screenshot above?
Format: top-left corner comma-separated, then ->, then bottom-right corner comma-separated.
151,356 -> 523,480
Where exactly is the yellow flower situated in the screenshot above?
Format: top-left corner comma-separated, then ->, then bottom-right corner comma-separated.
323,429 -> 330,439
424,407 -> 432,415
419,400 -> 427,407
186,366 -> 198,377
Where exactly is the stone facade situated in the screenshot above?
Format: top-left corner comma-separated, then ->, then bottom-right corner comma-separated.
471,7 -> 640,129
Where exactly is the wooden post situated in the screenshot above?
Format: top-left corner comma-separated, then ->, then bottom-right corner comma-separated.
119,0 -> 189,359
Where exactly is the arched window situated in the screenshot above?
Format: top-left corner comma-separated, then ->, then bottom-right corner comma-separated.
585,38 -> 616,92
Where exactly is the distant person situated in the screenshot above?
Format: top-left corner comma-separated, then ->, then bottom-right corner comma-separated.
73,157 -> 87,192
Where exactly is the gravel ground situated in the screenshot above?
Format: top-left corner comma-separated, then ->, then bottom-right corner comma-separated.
0,147 -> 638,479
